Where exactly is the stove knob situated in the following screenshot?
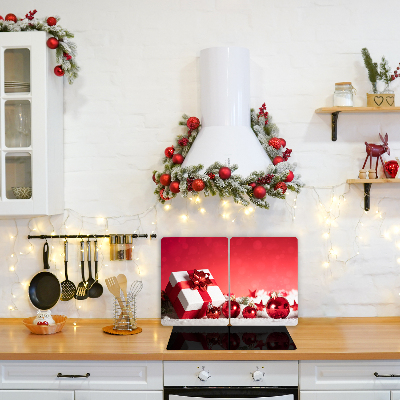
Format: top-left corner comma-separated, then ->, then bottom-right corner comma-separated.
252,370 -> 264,382
198,370 -> 211,381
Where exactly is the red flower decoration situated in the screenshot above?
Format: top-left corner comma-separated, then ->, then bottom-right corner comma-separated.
189,269 -> 212,291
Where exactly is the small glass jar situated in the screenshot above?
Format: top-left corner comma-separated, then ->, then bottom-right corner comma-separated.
117,234 -> 125,261
333,82 -> 354,107
125,234 -> 133,260
109,234 -> 117,261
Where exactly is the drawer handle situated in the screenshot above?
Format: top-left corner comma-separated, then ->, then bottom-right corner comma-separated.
374,372 -> 400,378
57,373 -> 90,379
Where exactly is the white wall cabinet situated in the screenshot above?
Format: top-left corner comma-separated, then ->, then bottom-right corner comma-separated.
0,31 -> 63,216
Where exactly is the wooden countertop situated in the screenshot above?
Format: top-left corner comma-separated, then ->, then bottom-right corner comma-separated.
2,317 -> 400,361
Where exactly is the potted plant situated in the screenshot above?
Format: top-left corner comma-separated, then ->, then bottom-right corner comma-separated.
361,48 -> 399,107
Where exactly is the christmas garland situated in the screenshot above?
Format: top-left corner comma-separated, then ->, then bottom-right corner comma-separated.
153,104 -> 304,209
0,11 -> 78,84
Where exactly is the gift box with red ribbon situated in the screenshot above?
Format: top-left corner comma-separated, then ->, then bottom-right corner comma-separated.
165,269 -> 225,319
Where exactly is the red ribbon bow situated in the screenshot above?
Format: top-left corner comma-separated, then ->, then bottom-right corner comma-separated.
189,269 -> 212,291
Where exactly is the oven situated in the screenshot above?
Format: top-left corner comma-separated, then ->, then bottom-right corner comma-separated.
164,361 -> 298,400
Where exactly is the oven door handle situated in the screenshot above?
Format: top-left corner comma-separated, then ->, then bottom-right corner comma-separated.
374,372 -> 400,378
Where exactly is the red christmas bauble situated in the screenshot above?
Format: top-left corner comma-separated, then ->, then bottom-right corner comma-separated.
266,332 -> 290,350
164,146 -> 174,158
266,296 -> 290,319
5,14 -> 17,23
47,16 -> 57,26
248,182 -> 256,189
253,185 -> 266,199
0,16 -> 4,21
172,154 -> 184,164
242,306 -> 257,319
274,182 -> 287,194
152,173 -> 158,184
222,333 -> 241,350
242,332 -> 257,346
169,181 -> 180,193
206,306 -> 221,319
268,137 -> 282,149
186,116 -> 200,131
384,160 -> 399,178
273,156 -> 284,165
279,138 -> 286,148
159,174 -> 171,186
54,65 -> 65,77
285,171 -> 294,182
192,178 -> 205,192
221,300 -> 241,318
46,37 -> 59,49
219,167 -> 231,180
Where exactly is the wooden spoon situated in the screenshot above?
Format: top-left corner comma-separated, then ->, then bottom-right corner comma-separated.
117,274 -> 128,301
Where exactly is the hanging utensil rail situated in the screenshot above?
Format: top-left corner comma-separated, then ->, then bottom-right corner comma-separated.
27,233 -> 157,239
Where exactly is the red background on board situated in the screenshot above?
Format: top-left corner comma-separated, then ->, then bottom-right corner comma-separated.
230,237 -> 298,296
161,237 -> 228,294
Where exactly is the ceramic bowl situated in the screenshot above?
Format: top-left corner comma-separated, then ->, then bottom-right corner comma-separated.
12,187 -> 32,199
23,315 -> 67,335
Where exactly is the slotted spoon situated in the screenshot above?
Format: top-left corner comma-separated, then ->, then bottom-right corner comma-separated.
60,240 -> 76,301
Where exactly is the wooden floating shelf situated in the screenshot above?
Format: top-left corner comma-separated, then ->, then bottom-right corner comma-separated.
347,178 -> 400,184
347,178 -> 400,211
315,107 -> 400,141
316,107 -> 400,113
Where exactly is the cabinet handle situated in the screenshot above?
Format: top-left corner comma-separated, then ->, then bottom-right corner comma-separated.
374,372 -> 400,378
57,373 -> 90,379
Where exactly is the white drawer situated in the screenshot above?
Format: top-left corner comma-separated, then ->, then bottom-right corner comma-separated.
0,361 -> 163,390
164,361 -> 298,387
75,391 -> 163,400
0,391 -> 74,400
300,361 -> 400,390
300,391 -> 390,400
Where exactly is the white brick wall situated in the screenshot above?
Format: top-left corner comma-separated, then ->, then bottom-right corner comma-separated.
1,0 -> 400,319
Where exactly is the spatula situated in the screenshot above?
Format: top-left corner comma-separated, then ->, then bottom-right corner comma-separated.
60,240 -> 76,301
105,276 -> 125,312
117,274 -> 128,301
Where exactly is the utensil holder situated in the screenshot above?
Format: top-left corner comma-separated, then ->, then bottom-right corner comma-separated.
113,298 -> 136,331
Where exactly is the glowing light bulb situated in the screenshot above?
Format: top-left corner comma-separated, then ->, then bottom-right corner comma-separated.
164,205 -> 171,210
181,215 -> 188,221
326,219 -> 331,225
397,258 -> 400,264
11,254 -> 14,258
332,197 -> 337,202
200,208 -> 205,213
51,231 -> 55,235
32,228 -> 36,231
10,236 -> 13,239
195,197 -> 201,203
29,246 -> 32,250
8,306 -> 13,310
323,262 -> 329,268
322,233 -> 329,239
384,232 -> 390,239
244,209 -> 250,215
73,322 -> 77,326
9,266 -> 14,272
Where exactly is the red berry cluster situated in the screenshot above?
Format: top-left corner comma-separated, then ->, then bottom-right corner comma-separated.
24,9 -> 37,20
256,174 -> 274,185
207,173 -> 215,180
391,64 -> 400,81
178,138 -> 189,146
63,52 -> 72,61
274,182 -> 287,194
187,177 -> 195,191
258,103 -> 269,125
282,148 -> 292,161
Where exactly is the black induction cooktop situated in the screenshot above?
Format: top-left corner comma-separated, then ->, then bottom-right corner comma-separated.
166,326 -> 296,351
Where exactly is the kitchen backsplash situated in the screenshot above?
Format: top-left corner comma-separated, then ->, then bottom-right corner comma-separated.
1,0 -> 400,318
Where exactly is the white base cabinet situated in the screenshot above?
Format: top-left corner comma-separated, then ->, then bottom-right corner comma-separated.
0,391 -> 74,400
300,391 -> 390,400
75,391 -> 164,400
300,361 -> 400,400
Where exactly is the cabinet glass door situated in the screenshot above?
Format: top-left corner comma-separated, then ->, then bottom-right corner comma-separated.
4,48 -> 30,93
5,100 -> 31,147
5,152 -> 32,199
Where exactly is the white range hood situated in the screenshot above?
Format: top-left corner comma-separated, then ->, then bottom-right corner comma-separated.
182,46 -> 272,176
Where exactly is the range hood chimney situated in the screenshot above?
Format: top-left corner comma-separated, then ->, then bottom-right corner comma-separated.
182,47 -> 272,176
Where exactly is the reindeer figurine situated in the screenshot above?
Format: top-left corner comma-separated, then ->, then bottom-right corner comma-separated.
362,133 -> 390,177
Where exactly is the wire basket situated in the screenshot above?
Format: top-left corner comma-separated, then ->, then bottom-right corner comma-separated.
112,281 -> 143,331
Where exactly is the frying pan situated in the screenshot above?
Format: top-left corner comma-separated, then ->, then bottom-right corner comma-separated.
29,242 -> 61,310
